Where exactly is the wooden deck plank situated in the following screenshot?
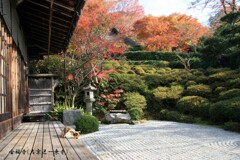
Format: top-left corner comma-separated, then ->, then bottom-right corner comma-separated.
30,123 -> 44,160
56,121 -> 99,160
4,123 -> 35,160
0,124 -> 25,152
0,124 -> 30,159
17,123 -> 40,160
0,121 -> 99,160
49,121 -> 68,160
42,122 -> 55,160
53,121 -> 81,160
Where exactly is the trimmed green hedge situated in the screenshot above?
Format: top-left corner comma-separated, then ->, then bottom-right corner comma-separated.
185,84 -> 212,97
153,85 -> 184,101
128,108 -> 144,120
125,51 -> 202,61
218,88 -> 240,100
76,115 -> 99,134
123,92 -> 147,110
209,96 -> 240,123
177,96 -> 209,116
223,121 -> 240,132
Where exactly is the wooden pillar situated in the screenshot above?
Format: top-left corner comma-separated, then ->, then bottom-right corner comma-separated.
64,52 -> 67,107
51,76 -> 54,107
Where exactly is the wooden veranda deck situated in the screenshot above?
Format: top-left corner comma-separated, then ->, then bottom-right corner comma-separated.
0,121 -> 98,160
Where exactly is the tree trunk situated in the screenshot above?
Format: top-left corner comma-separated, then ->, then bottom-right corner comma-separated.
232,0 -> 236,12
72,92 -> 77,108
220,0 -> 227,14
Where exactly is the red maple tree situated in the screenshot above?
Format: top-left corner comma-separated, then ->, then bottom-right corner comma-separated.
133,14 -> 208,52
65,0 -> 143,107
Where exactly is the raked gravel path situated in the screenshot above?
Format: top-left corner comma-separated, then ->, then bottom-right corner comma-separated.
80,120 -> 240,160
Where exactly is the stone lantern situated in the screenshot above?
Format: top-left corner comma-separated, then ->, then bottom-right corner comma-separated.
83,84 -> 97,115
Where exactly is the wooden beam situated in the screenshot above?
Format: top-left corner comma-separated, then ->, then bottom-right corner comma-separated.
28,26 -> 67,37
23,5 -> 72,24
30,30 -> 66,42
46,0 -> 75,11
24,0 -> 72,18
28,44 -> 48,52
23,12 -> 69,29
22,17 -> 68,33
31,36 -> 63,47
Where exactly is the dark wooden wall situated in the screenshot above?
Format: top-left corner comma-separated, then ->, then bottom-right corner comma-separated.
0,15 -> 28,139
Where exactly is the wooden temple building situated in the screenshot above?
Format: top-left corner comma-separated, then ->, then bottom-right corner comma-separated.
0,0 -> 86,140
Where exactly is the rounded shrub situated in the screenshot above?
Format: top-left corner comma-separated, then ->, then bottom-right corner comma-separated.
199,103 -> 211,119
165,111 -> 181,121
227,78 -> 240,88
179,115 -> 195,123
185,80 -> 197,87
153,85 -> 184,101
209,70 -> 236,82
218,88 -> 240,100
209,96 -> 240,123
76,115 -> 99,134
123,92 -> 146,110
194,75 -> 209,84
158,61 -> 170,68
177,96 -> 209,116
128,108 -> 143,120
185,84 -> 212,97
159,109 -> 168,120
214,86 -> 226,95
132,66 -> 145,75
223,121 -> 240,132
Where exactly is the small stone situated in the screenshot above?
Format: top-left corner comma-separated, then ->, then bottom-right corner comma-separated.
101,112 -> 132,124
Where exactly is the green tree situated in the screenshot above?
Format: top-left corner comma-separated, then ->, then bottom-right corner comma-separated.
201,11 -> 240,68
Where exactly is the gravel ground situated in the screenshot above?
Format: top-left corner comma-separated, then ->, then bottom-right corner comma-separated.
80,120 -> 240,160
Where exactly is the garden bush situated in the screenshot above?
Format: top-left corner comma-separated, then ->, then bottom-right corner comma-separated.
209,96 -> 240,123
145,74 -> 165,89
159,109 -> 195,123
177,96 -> 209,116
227,78 -> 240,88
214,86 -> 227,95
179,115 -> 195,123
153,85 -> 184,101
208,70 -> 237,82
111,73 -> 148,94
185,84 -> 212,97
102,60 -> 119,70
75,115 -> 99,134
223,121 -> 240,132
123,92 -> 147,110
159,109 -> 168,120
192,75 -> 209,84
158,61 -> 170,68
165,111 -> 181,121
206,67 -> 231,75
210,81 -> 227,90
128,108 -> 144,120
132,66 -> 145,75
125,51 -> 179,61
218,88 -> 240,100
52,104 -> 72,121
185,80 -> 197,87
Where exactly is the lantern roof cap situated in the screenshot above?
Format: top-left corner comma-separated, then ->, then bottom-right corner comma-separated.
83,84 -> 97,91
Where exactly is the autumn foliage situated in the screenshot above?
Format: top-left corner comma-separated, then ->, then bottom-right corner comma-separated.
133,14 -> 208,51
71,0 -> 144,57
